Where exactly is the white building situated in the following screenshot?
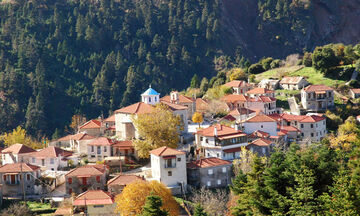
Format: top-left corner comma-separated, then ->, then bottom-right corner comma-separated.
1,144 -> 35,165
150,146 -> 187,195
280,76 -> 309,90
141,85 -> 160,105
87,137 -> 115,162
243,115 -> 278,137
258,79 -> 280,90
246,88 -> 275,98
301,85 -> 334,112
194,124 -> 248,160
224,80 -> 251,95
28,146 -> 77,171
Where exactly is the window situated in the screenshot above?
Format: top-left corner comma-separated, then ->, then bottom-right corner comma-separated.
3,175 -> 6,182
301,124 -> 304,128
316,123 -> 318,128
207,181 -> 211,187
32,158 -> 35,163
68,177 -> 72,184
104,146 -> 107,152
96,176 -> 101,183
27,174 -> 30,181
177,157 -> 181,162
200,137 -> 203,141
217,153 -> 220,157
222,167 -> 227,173
208,169 -> 213,175
155,97 -> 157,102
91,146 -> 94,152
261,125 -> 263,128
97,146 -> 101,154
206,139 -> 208,143
301,133 -> 304,137
50,158 -> 54,164
311,124 -> 314,128
94,205 -> 104,208
311,133 -> 314,137
217,179 -> 221,185
149,97 -> 151,103
69,188 -> 72,194
262,148 -> 266,155
207,153 -> 210,157
168,171 -> 172,176
323,121 -> 325,125
165,159 -> 175,168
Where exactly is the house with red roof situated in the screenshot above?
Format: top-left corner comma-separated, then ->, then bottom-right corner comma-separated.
50,132 -> 96,154
349,88 -> 360,99
65,164 -> 108,195
268,113 -> 327,142
222,94 -> 279,115
78,119 -> 104,137
280,76 -> 309,90
107,174 -> 144,195
224,80 -> 251,94
161,91 -> 195,119
112,140 -> 137,161
0,163 -> 41,197
1,144 -> 35,165
243,115 -> 278,137
87,137 -> 115,162
246,87 -> 275,98
187,157 -> 232,189
104,114 -> 116,136
194,124 -> 247,160
196,98 -> 209,114
246,138 -> 273,157
72,190 -> 116,215
149,146 -> 187,195
301,85 -> 334,111
28,146 -> 76,171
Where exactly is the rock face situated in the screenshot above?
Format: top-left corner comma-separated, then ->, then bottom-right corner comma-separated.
220,0 -> 360,61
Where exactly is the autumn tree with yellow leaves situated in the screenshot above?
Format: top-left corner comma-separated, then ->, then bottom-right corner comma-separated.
0,126 -> 44,149
131,104 -> 182,158
192,112 -> 203,128
329,117 -> 360,151
115,180 -> 179,216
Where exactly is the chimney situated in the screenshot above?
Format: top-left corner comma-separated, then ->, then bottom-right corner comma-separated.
214,126 -> 218,137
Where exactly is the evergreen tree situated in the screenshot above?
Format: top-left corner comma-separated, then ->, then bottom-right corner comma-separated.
193,204 -> 208,216
138,195 -> 168,216
190,74 -> 200,88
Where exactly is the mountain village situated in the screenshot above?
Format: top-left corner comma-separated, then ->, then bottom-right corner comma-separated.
1,73 -> 359,215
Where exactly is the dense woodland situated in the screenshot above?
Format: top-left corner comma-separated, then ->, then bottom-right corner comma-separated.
0,0 -> 221,137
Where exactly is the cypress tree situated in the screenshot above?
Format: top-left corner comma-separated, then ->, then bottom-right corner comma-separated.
138,195 -> 168,216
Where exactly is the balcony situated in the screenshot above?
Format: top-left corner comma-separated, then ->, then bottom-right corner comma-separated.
164,164 -> 176,168
5,181 -> 20,185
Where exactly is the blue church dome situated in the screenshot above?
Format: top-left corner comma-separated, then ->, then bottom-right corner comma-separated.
142,85 -> 160,96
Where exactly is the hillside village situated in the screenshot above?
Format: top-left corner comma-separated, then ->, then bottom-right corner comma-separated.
1,69 -> 360,215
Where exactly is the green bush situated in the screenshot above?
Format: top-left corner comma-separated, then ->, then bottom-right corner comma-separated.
248,63 -> 265,74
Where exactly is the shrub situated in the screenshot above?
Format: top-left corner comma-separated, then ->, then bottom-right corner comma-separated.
303,52 -> 313,66
260,57 -> 273,71
270,59 -> 281,69
248,63 -> 265,74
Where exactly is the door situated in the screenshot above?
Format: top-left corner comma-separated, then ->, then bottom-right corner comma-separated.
82,177 -> 87,185
10,175 -> 15,184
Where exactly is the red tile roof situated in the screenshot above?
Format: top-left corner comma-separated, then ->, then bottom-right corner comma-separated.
107,174 -> 144,186
280,76 -> 305,84
350,89 -> 360,94
224,80 -> 248,88
222,94 -> 248,103
0,163 -> 40,173
246,88 -> 274,94
112,140 -> 134,149
195,124 -> 245,137
2,144 -> 35,154
30,146 -> 73,158
279,125 -> 301,132
115,102 -> 154,114
0,147 -> 3,153
220,114 -> 237,122
53,206 -> 72,215
149,146 -> 185,157
299,115 -> 326,123
223,147 -> 243,153
229,108 -> 255,116
79,119 -> 102,129
161,94 -> 194,103
88,137 -> 115,146
246,115 -> 277,123
187,157 -> 231,169
248,130 -> 270,139
268,113 -> 325,123
73,190 -> 114,206
104,115 -> 115,122
57,134 -> 74,142
66,164 -> 107,177
161,101 -> 188,110
303,85 -> 333,92
196,98 -> 209,112
70,133 -> 96,141
250,138 -> 272,146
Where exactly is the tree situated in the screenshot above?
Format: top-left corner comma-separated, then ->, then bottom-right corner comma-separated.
190,187 -> 229,216
229,68 -> 246,81
312,46 -> 339,74
248,63 -> 265,74
115,181 -> 179,216
192,112 -> 203,128
138,195 -> 169,216
191,74 -> 200,88
132,104 -> 182,158
0,126 -> 42,149
69,115 -> 86,133
199,78 -> 209,94
0,202 -> 33,216
193,204 -> 208,216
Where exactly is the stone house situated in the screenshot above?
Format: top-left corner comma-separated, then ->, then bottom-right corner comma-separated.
247,130 -> 270,142
161,91 -> 196,119
112,140 -> 137,161
161,101 -> 188,133
258,79 -> 280,90
0,163 -> 41,197
107,174 -> 144,195
28,146 -> 76,171
349,89 -> 360,99
301,85 -> 334,111
73,190 -> 116,216
194,124 -> 248,160
246,88 -> 275,98
243,115 -> 278,137
1,144 -> 35,165
65,164 -> 108,195
49,133 -> 95,154
195,98 -> 209,114
78,119 -> 104,137
224,80 -> 251,95
222,94 -> 279,115
149,146 -> 187,195
227,107 -> 256,123
104,114 -> 116,136
246,138 -> 273,157
187,157 -> 232,189
87,137 -> 115,162
280,76 -> 309,90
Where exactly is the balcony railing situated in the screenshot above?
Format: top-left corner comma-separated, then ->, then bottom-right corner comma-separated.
164,164 -> 176,168
5,181 -> 20,185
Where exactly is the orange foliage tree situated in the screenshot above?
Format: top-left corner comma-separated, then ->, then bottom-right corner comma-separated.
115,180 -> 179,216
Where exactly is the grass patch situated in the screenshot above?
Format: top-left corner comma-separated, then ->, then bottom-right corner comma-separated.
23,201 -> 56,215
255,65 -> 303,81
288,67 -> 346,87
